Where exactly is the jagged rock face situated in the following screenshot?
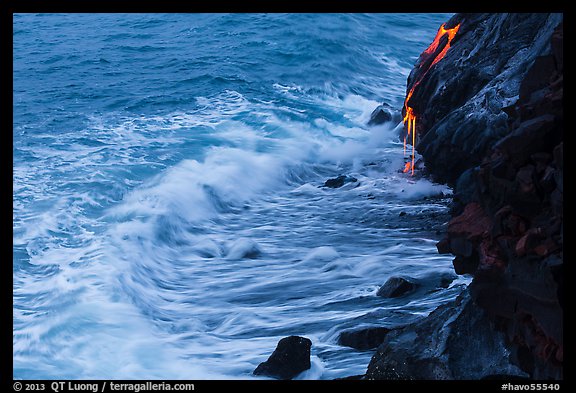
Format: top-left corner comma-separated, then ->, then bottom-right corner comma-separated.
468,21 -> 563,379
418,15 -> 564,379
338,327 -> 391,350
365,290 -> 527,380
405,13 -> 563,185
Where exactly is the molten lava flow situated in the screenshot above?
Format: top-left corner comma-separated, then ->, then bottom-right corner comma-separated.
423,23 -> 461,68
402,22 -> 461,176
403,95 -> 416,175
403,161 -> 411,173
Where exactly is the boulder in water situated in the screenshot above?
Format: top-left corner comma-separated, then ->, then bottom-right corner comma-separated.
323,175 -> 358,189
253,336 -> 312,380
376,276 -> 418,298
367,103 -> 398,126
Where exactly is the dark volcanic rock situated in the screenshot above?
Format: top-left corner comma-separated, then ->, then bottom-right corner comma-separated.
338,327 -> 392,350
422,271 -> 457,290
402,13 -> 563,379
253,336 -> 312,380
323,175 -> 358,188
334,374 -> 365,380
376,276 -> 418,298
366,290 -> 527,380
481,375 -> 531,381
367,103 -> 400,126
404,13 -> 563,185
438,274 -> 456,289
367,104 -> 392,125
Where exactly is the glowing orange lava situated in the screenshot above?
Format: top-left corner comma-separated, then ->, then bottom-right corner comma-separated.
403,161 -> 412,173
402,22 -> 461,176
424,23 -> 461,69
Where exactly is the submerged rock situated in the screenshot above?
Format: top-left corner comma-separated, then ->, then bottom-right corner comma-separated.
253,336 -> 312,380
376,276 -> 418,298
338,327 -> 392,350
323,175 -> 358,189
225,238 -> 262,259
421,271 -> 458,290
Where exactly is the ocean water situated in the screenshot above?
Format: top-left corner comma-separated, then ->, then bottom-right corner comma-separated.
13,13 -> 465,380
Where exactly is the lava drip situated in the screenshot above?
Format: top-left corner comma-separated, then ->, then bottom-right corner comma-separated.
403,22 -> 460,175
403,99 -> 417,175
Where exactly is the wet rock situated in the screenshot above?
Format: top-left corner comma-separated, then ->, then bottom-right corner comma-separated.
406,13 -> 563,185
376,276 -> 418,298
334,374 -> 364,380
323,175 -> 358,188
367,103 -> 399,126
338,327 -> 392,350
253,336 -> 312,380
425,271 -> 457,289
410,14 -> 563,379
452,254 -> 479,275
367,105 -> 392,125
436,237 -> 451,254
365,290 -> 527,380
439,274 -> 456,289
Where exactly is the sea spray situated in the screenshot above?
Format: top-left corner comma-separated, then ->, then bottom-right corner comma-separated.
14,13 -> 459,379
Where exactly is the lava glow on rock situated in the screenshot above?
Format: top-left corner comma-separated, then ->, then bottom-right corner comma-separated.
403,22 -> 461,175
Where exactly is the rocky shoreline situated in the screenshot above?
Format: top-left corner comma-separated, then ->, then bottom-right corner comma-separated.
369,12 -> 563,380
253,12 -> 563,381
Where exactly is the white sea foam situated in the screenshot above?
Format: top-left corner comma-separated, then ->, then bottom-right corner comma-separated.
396,177 -> 452,200
226,238 -> 263,260
14,87 -> 456,380
294,356 -> 325,380
14,13 -> 463,381
303,246 -> 341,263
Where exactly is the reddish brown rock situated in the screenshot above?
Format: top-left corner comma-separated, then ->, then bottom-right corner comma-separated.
478,240 -> 506,271
533,239 -> 559,257
396,14 -> 563,380
515,228 -> 544,257
447,202 -> 491,240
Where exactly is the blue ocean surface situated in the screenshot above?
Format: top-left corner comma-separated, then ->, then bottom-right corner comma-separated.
13,13 -> 464,379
